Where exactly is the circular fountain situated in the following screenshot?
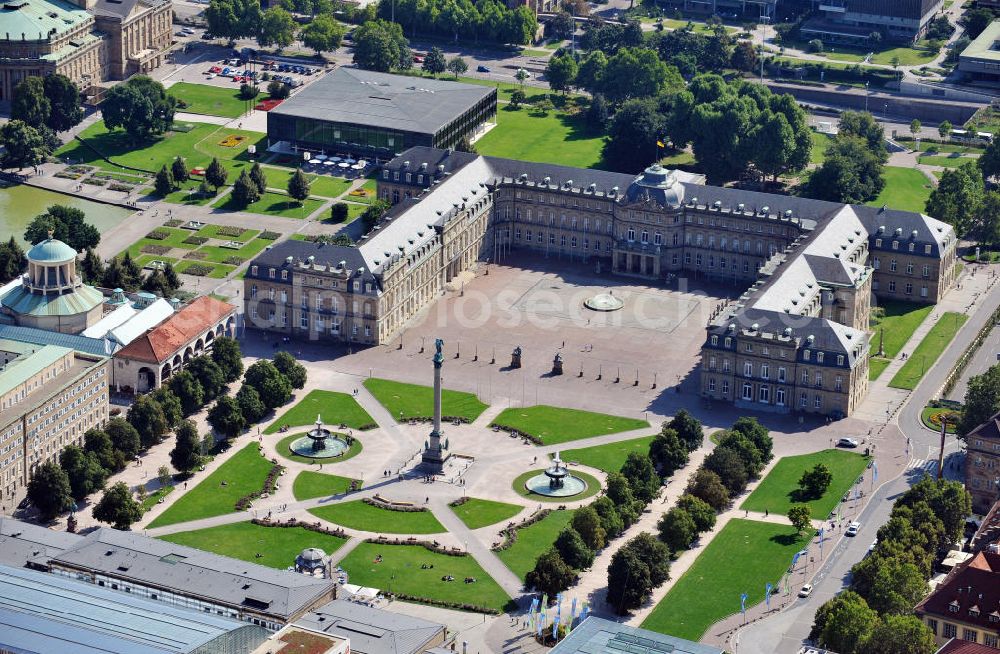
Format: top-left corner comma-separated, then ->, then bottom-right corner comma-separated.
584,290 -> 624,312
289,415 -> 350,459
523,453 -> 588,498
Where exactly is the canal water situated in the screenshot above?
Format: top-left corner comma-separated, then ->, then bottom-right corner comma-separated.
0,184 -> 133,247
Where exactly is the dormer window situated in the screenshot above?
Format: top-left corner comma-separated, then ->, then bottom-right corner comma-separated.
949,601 -> 960,613
269,268 -> 275,279
989,612 -> 999,623
251,265 -> 258,275
969,607 -> 980,618
281,270 -> 288,280
925,244 -> 932,254
803,350 -> 810,361
817,352 -> 824,364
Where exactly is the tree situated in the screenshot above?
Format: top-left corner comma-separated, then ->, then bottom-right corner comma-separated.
447,56 -> 468,80
157,465 -> 171,487
730,416 -> 773,462
938,120 -> 953,141
677,493 -> 715,532
24,205 -> 100,251
150,386 -> 183,428
93,482 -> 143,530
186,356 -> 227,403
287,168 -> 311,203
571,505 -> 606,550
84,427 -> 124,472
171,156 -> 189,184
211,337 -> 244,383
925,161 -> 984,235
960,363 -> 1000,435
963,7 -> 995,40
232,169 -> 261,207
896,475 -> 971,546
273,351 -> 307,389
423,47 -> 447,77
106,417 -> 142,460
101,252 -> 141,292
525,548 -> 576,596
208,395 -> 246,438
806,135 -> 885,204
330,203 -> 350,223
788,504 -> 812,534
27,462 -> 73,520
751,111 -> 797,181
866,556 -> 928,615
259,7 -> 297,49
605,471 -> 637,507
0,120 -> 50,170
607,533 -> 671,614
546,54 -> 578,93
43,74 -> 84,132
0,237 -> 28,283
60,445 -> 108,500
703,446 -> 749,496
551,10 -> 575,39
974,191 -> 1000,246
206,0 -> 261,43
268,79 -> 291,99
249,162 -> 267,195
603,97 -> 665,174
979,136 -> 1000,181
669,409 -> 704,451
236,383 -> 268,423
509,89 -> 526,109
101,76 -> 176,142
554,527 -> 594,569
838,110 -> 888,160
593,495 -> 626,537
361,199 -> 391,232
817,591 -> 880,654
244,360 -> 292,409
301,15 -> 344,54
586,93 -> 608,129
658,506 -> 697,550
602,48 -> 677,104
798,464 -> 833,500
730,39 -> 758,72
155,164 -> 175,196
648,428 -> 688,476
127,394 -> 169,449
169,370 -> 206,416
576,50 -> 607,94
910,119 -> 922,146
353,20 -> 411,72
170,419 -> 202,473
620,451 -> 660,503
11,77 -> 50,128
206,157 -> 229,189
686,468 -> 729,511
860,614 -> 936,654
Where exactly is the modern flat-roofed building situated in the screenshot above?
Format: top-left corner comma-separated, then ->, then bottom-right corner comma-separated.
801,0 -> 943,44
0,516 -> 82,569
45,526 -> 337,631
292,599 -> 446,654
0,563 -> 270,654
550,617 -> 724,654
266,68 -> 497,162
959,21 -> 1000,85
0,340 -> 108,511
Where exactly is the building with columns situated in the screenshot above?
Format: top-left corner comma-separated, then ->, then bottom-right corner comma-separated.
0,0 -> 171,106
244,146 -> 958,417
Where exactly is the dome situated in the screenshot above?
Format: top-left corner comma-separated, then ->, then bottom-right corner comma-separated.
299,547 -> 326,562
27,237 -> 78,263
624,164 -> 685,208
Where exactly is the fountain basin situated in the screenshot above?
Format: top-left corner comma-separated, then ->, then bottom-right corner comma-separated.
523,472 -> 588,497
288,432 -> 351,459
584,292 -> 624,312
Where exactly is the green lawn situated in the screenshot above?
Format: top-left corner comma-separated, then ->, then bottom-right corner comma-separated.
292,471 -> 362,500
160,521 -> 347,569
511,469 -> 602,503
497,509 -> 575,580
363,378 -> 488,422
869,45 -> 937,66
309,500 -> 446,534
56,121 -> 266,178
921,405 -> 960,434
169,81 -> 254,118
450,498 -> 524,530
868,300 -> 935,380
147,444 -> 274,528
141,485 -> 174,512
740,449 -> 869,518
560,435 -> 656,473
889,312 -> 968,390
865,166 -> 933,214
152,180 -> 219,206
339,542 -> 510,611
121,226 -> 199,259
275,432 -> 362,465
476,107 -> 606,169
265,390 -> 376,434
810,131 -> 833,164
918,154 -> 978,169
490,405 -> 648,445
641,519 -> 813,640
191,237 -> 270,264
262,165 -> 354,199
212,190 -> 324,219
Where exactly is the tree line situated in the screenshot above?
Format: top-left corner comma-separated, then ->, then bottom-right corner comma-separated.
375,0 -> 537,45
0,74 -> 84,170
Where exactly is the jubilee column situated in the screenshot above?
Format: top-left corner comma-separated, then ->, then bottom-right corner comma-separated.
421,338 -> 449,472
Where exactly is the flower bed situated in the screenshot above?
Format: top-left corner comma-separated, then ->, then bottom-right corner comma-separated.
223,256 -> 244,265
182,263 -> 215,276
260,230 -> 281,240
217,135 -> 246,148
251,517 -> 347,538
215,225 -> 246,237
140,245 -> 172,255
147,229 -> 170,240
183,235 -> 208,246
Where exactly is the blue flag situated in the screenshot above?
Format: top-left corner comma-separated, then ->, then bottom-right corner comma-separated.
740,592 -> 748,615
570,597 -> 578,628
791,552 -> 801,568
872,460 -> 878,483
553,615 -> 560,641
765,583 -> 773,609
818,527 -> 824,541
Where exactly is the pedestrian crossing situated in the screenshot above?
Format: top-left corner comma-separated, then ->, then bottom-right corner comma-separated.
910,458 -> 939,474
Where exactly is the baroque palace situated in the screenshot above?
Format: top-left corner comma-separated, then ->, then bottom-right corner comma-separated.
245,146 -> 958,418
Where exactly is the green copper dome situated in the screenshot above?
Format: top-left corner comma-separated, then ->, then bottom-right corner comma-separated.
27,238 -> 78,263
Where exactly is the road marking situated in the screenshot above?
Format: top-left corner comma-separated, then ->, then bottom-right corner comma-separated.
910,458 -> 938,473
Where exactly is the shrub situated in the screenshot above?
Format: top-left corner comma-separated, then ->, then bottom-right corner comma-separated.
140,245 -> 171,255
182,263 -> 214,276
183,235 -> 208,245
260,230 -> 281,240
146,229 -> 170,240
216,225 -> 246,237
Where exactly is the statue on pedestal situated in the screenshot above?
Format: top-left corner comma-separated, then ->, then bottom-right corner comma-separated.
511,346 -> 522,369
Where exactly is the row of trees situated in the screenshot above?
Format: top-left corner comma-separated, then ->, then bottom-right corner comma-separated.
0,74 -> 85,170
420,47 -> 469,79
207,352 -> 307,438
810,476 -> 971,654
547,47 -> 682,105
0,238 -> 27,284
375,0 -> 537,45
206,0 -> 347,53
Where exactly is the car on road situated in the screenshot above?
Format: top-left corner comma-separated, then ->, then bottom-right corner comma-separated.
798,584 -> 813,598
846,521 -> 861,536
477,65 -> 490,72
837,438 -> 859,448
413,55 -> 424,63
208,65 -> 221,73
867,539 -> 878,554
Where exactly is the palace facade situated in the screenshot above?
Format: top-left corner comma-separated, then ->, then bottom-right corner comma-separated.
244,146 -> 958,418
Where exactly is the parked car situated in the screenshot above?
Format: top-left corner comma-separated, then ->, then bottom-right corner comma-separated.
208,65 -> 221,73
413,55 -> 423,63
798,584 -> 813,598
206,72 -> 216,79
477,64 -> 490,72
837,438 -> 859,448
846,521 -> 861,536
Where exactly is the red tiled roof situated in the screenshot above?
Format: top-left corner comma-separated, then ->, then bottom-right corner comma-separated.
936,638 -> 1000,654
917,551 -> 1000,635
115,296 -> 236,364
968,412 -> 1000,442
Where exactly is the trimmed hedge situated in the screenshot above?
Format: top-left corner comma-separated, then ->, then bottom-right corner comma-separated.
235,461 -> 284,511
492,508 -> 557,552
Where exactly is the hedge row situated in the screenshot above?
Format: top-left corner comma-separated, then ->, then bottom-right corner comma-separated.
235,462 -> 284,511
